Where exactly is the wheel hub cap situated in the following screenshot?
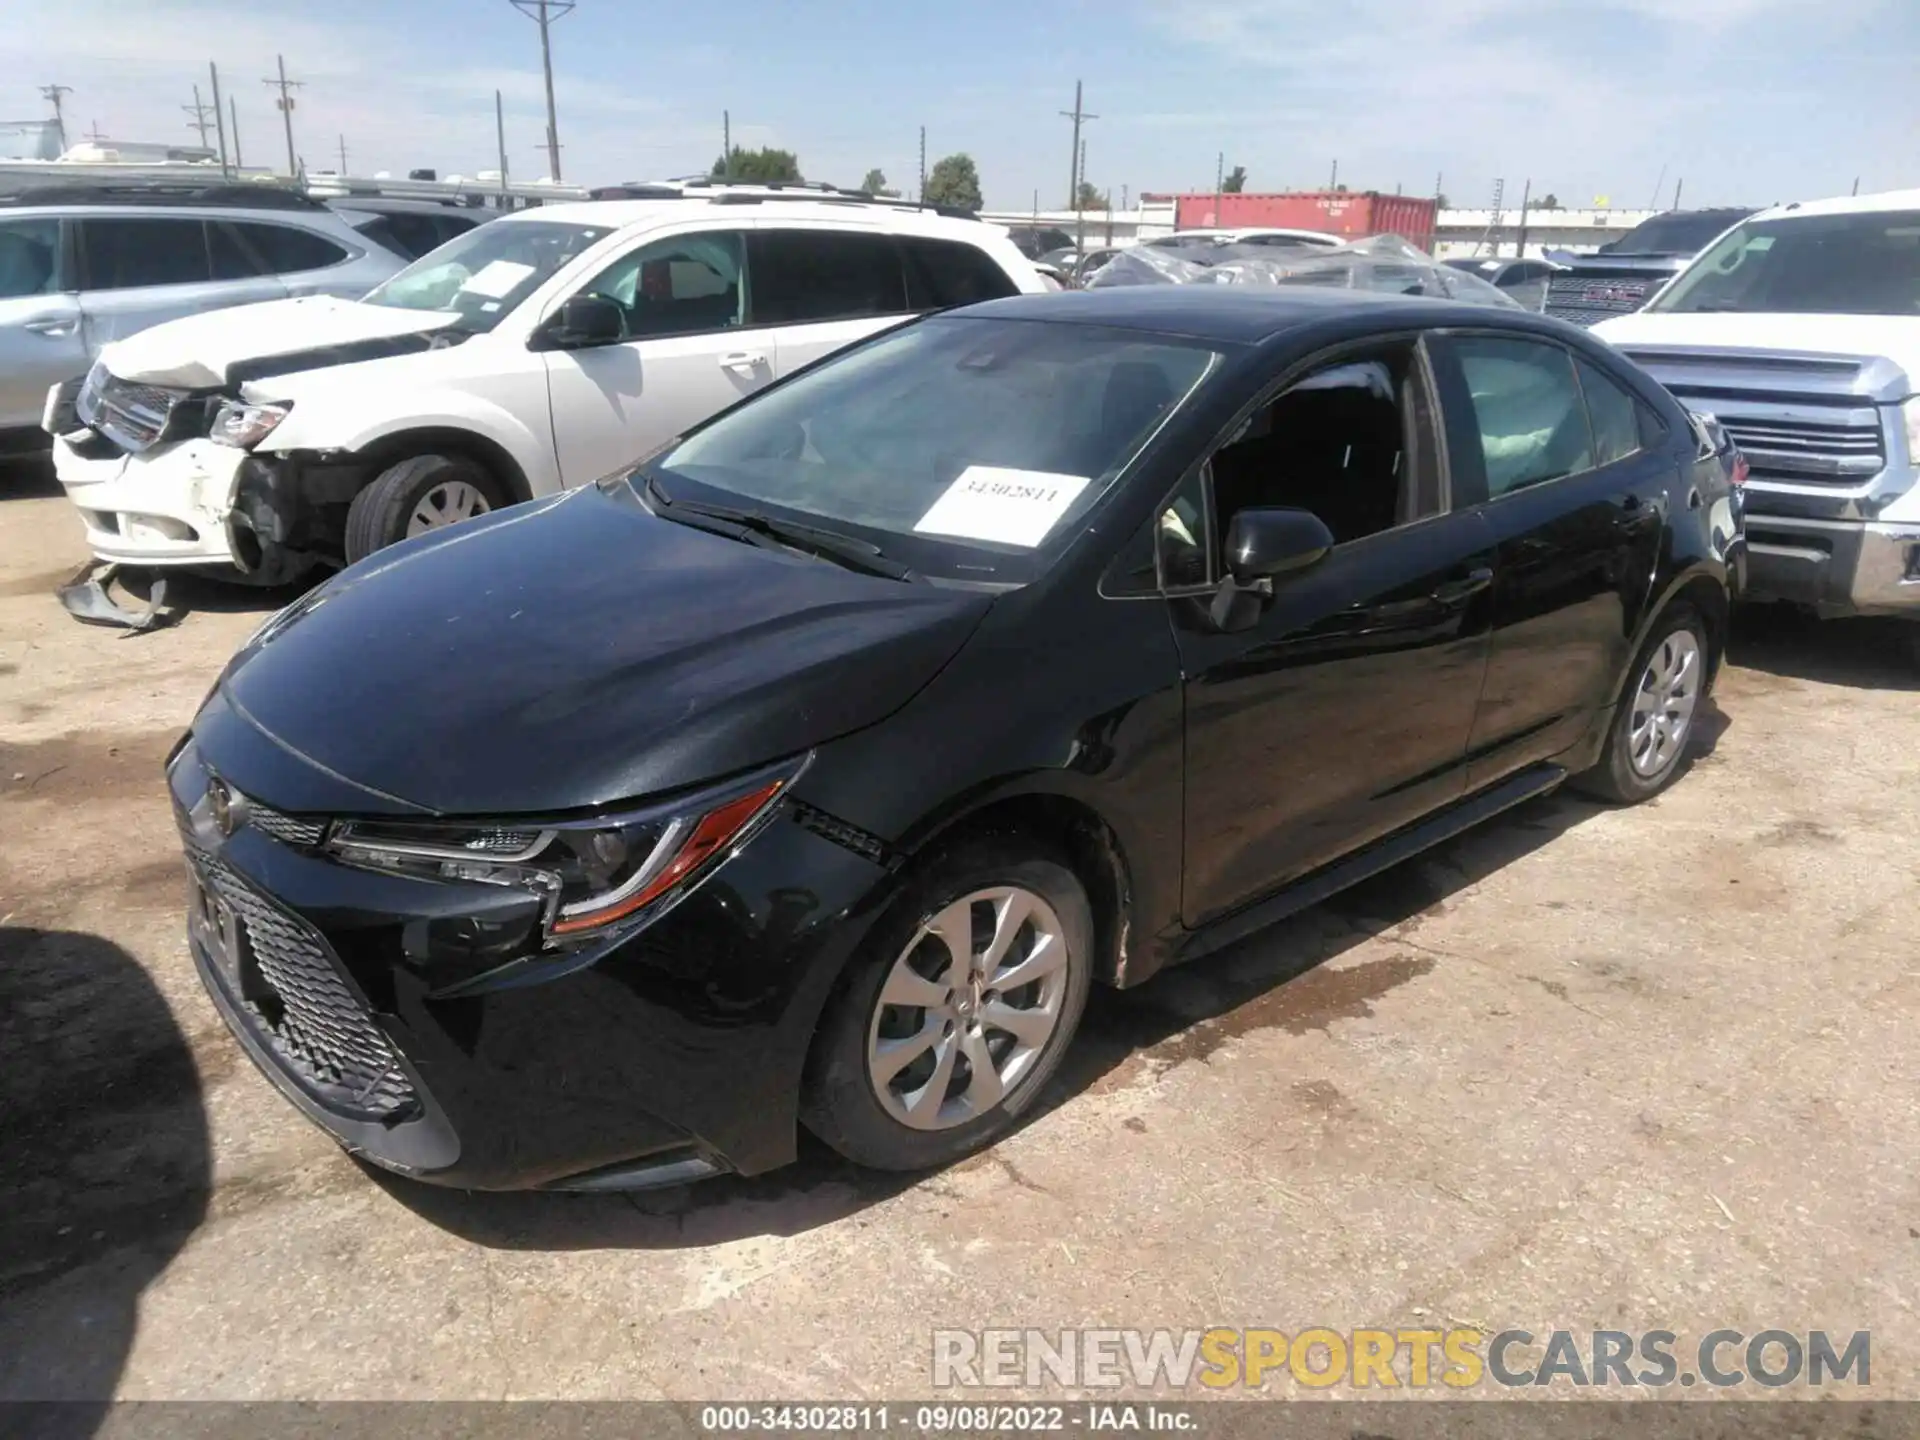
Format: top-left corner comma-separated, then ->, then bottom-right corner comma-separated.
1627,629 -> 1702,779
405,479 -> 491,537
866,885 -> 1071,1132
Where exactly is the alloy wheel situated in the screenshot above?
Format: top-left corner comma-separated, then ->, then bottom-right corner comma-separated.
406,480 -> 492,536
866,886 -> 1071,1131
1627,628 -> 1701,778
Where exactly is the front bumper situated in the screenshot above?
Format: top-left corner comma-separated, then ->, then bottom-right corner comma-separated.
54,433 -> 244,569
168,734 -> 891,1190
1741,512 -> 1920,618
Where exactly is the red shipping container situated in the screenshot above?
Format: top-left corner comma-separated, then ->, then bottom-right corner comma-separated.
1172,191 -> 1437,251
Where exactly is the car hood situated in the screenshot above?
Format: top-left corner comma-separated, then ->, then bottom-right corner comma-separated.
1596,311 -> 1920,396
206,482 -> 992,816
100,296 -> 463,390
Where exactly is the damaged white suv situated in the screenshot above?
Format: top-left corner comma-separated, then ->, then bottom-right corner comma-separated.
46,192 -> 1043,584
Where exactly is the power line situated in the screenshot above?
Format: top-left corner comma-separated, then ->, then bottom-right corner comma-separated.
183,84 -> 217,151
262,54 -> 304,177
38,84 -> 72,151
511,0 -> 575,182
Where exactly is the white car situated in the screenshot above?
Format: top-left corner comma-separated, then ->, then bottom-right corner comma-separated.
1595,187 -> 1920,655
46,195 -> 1045,583
1141,227 -> 1345,258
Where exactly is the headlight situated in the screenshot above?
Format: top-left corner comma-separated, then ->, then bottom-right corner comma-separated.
209,400 -> 292,449
325,759 -> 803,946
1905,397 -> 1920,466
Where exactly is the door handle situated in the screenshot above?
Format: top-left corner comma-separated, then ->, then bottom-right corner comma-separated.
1429,566 -> 1494,606
718,351 -> 767,372
22,317 -> 77,337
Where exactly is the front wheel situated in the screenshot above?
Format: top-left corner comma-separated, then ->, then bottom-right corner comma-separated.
804,844 -> 1093,1171
344,453 -> 507,565
1573,605 -> 1709,804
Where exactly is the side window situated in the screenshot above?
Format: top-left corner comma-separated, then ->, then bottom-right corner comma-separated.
0,218 -> 60,297
900,237 -> 1019,309
1576,357 -> 1643,466
1207,341 -> 1434,551
573,231 -> 745,340
1452,336 -> 1594,497
230,223 -> 351,274
208,223 -> 262,280
747,229 -> 907,326
78,218 -> 212,290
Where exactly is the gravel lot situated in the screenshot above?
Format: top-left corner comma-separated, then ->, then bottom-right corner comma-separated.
3,455 -> 1918,1405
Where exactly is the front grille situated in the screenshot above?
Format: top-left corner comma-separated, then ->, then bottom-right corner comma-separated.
245,802 -> 328,848
1543,274 -> 1658,327
1715,415 -> 1885,485
193,851 -> 419,1121
76,366 -> 187,453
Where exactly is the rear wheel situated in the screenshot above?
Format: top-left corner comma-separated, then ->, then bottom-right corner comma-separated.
344,453 -> 506,564
804,843 -> 1093,1171
1573,605 -> 1708,804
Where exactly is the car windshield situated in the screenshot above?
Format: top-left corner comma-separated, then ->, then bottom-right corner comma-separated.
647,316 -> 1222,584
1650,210 -> 1920,317
361,220 -> 611,332
1605,211 -> 1748,256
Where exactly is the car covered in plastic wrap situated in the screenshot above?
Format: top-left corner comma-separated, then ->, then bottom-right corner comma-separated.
1085,234 -> 1522,308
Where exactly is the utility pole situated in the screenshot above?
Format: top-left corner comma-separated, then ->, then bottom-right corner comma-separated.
209,62 -> 230,175
1852,176 -> 1861,196
337,133 -> 348,176
918,126 -> 927,202
228,97 -> 242,168
1514,177 -> 1532,258
183,84 -> 217,151
722,110 -> 731,179
39,83 -> 72,152
1077,137 -> 1090,250
1434,171 -> 1443,201
1060,80 -> 1096,219
496,90 -> 510,201
511,0 -> 575,182
1672,177 -> 1684,210
1329,157 -> 1338,190
262,54 -> 303,177
1214,150 -> 1224,226
83,120 -> 107,144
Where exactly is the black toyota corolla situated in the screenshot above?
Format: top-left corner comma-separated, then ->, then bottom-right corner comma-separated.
171,287 -> 1742,1191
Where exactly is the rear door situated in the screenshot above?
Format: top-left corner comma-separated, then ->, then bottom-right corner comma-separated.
749,227 -> 917,377
542,227 -> 766,486
1427,333 -> 1668,787
224,221 -> 356,298
0,215 -> 83,431
74,215 -> 286,352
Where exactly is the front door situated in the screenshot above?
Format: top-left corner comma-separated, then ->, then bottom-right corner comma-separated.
542,229 -> 773,487
1174,339 -> 1497,928
0,217 -> 83,431
1427,335 -> 1667,786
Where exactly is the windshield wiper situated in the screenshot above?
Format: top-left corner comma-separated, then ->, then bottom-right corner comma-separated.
644,476 -> 919,582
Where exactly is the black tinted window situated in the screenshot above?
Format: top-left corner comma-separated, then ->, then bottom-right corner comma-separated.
208,223 -> 260,280
1610,210 -> 1748,256
232,223 -> 351,274
1577,358 -> 1642,466
0,218 -> 60,297
80,218 -> 212,289
901,237 -> 1017,309
748,230 -> 906,325
376,213 -> 450,260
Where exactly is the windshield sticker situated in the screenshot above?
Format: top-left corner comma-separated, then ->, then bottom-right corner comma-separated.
460,259 -> 536,299
913,466 -> 1091,548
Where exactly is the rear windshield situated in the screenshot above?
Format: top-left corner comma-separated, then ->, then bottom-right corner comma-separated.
1605,211 -> 1749,256
1650,210 -> 1920,317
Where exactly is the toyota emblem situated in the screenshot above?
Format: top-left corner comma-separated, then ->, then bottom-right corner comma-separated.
207,778 -> 236,836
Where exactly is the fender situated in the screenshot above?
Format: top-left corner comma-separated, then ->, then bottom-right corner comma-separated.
1607,557 -> 1732,710
264,394 -> 559,499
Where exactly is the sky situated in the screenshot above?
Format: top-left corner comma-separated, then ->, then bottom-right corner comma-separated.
0,0 -> 1912,212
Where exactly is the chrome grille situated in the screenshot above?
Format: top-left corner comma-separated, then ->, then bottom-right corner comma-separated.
1543,274 -> 1657,327
193,851 -> 418,1121
76,364 -> 186,453
1715,415 -> 1885,484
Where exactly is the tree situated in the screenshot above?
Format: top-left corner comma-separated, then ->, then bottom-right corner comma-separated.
1222,165 -> 1247,194
1434,192 -> 1450,208
923,152 -> 983,210
1529,193 -> 1562,210
859,168 -> 899,198
1073,179 -> 1109,211
712,146 -> 802,183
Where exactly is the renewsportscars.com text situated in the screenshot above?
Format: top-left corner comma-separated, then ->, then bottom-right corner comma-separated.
932,1328 -> 1871,1390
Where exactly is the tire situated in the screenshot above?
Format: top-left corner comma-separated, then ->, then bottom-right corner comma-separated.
343,453 -> 507,565
803,841 -> 1095,1172
1572,604 -> 1710,804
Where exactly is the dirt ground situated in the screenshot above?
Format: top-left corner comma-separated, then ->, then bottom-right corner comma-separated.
2,453 -> 1918,1406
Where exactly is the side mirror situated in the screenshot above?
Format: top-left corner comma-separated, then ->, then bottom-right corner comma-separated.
543,294 -> 624,349
1223,506 -> 1335,586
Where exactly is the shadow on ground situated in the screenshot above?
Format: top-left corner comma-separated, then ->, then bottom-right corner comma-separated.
0,928 -> 211,1429
1729,604 -> 1919,692
0,453 -> 59,500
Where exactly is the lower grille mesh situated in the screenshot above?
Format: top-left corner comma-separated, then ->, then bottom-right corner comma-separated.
194,852 -> 418,1121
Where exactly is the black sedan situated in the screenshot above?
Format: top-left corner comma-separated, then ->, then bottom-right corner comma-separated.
171,287 -> 1742,1190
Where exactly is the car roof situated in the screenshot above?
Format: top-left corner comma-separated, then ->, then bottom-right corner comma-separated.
1751,187 -> 1920,223
501,196 -> 999,240
326,196 -> 482,218
956,285 -> 1541,344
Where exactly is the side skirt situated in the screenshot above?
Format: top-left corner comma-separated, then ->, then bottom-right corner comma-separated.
1175,761 -> 1567,966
